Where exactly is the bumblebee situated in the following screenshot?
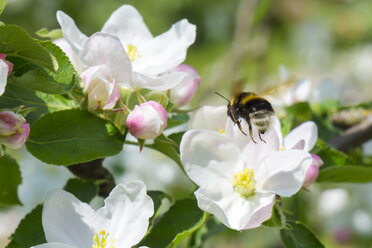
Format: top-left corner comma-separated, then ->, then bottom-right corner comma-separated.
215,78 -> 296,143
216,91 -> 274,143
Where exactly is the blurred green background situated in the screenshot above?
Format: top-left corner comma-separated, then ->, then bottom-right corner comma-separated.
3,0 -> 372,106
1,0 -> 372,247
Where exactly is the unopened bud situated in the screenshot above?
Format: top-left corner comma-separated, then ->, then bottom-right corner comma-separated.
126,101 -> 167,139
303,154 -> 324,187
0,111 -> 30,149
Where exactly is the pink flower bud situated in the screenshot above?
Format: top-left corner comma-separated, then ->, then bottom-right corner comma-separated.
126,101 -> 168,139
81,65 -> 120,112
303,154 -> 324,187
169,64 -> 201,106
0,111 -> 30,149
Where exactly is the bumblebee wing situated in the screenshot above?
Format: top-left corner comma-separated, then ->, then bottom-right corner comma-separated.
257,77 -> 298,99
230,78 -> 245,96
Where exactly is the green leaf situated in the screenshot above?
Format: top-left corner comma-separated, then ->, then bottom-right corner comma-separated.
168,132 -> 185,146
188,216 -> 226,248
63,178 -> 98,203
317,166 -> 372,183
280,221 -> 324,248
0,155 -> 21,205
26,109 -> 124,165
0,0 -> 7,15
41,41 -> 76,91
5,240 -> 19,248
137,198 -> 206,248
146,136 -> 183,172
0,25 -> 55,71
0,82 -> 77,124
8,41 -> 76,94
313,141 -> 354,168
262,202 -> 286,228
7,205 -> 46,248
147,190 -> 170,224
35,28 -> 63,40
166,113 -> 190,129
285,102 -> 312,122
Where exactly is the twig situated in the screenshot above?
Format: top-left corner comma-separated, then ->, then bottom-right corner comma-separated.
328,114 -> 372,152
68,159 -> 116,198
197,0 -> 270,105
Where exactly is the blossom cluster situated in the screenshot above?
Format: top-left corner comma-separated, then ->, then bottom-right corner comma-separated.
1,4 -> 326,246
55,5 -> 201,140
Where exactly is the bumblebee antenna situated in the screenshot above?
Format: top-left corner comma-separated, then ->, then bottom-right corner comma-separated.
214,92 -> 230,103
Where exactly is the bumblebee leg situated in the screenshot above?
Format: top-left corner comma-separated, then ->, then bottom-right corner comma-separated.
237,120 -> 247,136
248,121 -> 256,143
258,132 -> 266,143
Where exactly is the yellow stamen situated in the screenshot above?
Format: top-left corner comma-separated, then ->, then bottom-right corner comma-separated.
218,129 -> 225,134
278,146 -> 285,151
232,168 -> 256,198
92,229 -> 116,248
127,44 -> 141,62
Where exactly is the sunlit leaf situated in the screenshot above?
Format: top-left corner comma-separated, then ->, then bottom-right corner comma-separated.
26,109 -> 124,165
0,25 -> 55,71
137,198 -> 206,248
280,221 -> 324,248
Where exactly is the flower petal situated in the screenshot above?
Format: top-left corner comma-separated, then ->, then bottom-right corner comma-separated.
0,59 -> 9,95
189,105 -> 227,132
272,116 -> 283,147
101,4 -> 152,47
92,181 -> 154,248
103,79 -> 120,110
80,33 -> 132,85
42,190 -> 95,247
256,150 -> 312,197
131,71 -> 187,91
31,243 -> 77,248
56,11 -> 88,54
284,121 -> 318,151
134,19 -> 196,75
195,180 -> 275,230
180,130 -> 243,187
225,118 -> 280,162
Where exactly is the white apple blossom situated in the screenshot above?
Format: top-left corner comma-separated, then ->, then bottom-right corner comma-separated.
126,101 -> 168,140
56,4 -> 196,91
0,53 -> 13,96
31,180 -> 153,248
181,105 -> 312,230
274,120 -> 323,186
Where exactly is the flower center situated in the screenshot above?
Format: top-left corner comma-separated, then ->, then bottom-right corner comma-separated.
218,129 -> 225,134
127,44 -> 141,62
232,168 -> 256,198
92,230 -> 116,248
279,146 -> 285,151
